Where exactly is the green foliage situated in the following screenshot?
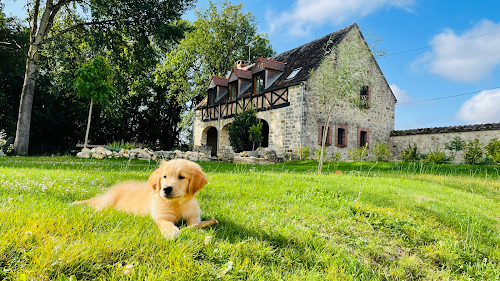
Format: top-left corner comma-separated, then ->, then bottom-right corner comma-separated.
484,138 -> 500,164
105,140 -> 136,152
330,152 -> 341,162
73,56 -> 115,103
249,122 -> 263,151
463,139 -> 484,165
227,108 -> 259,153
155,1 -> 275,106
314,147 -> 326,160
371,142 -> 391,161
299,146 -> 310,159
445,136 -> 465,161
349,146 -> 368,161
401,143 -> 418,162
424,145 -> 445,164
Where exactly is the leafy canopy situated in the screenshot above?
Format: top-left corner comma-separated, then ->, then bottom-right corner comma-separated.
73,56 -> 114,103
155,0 -> 275,104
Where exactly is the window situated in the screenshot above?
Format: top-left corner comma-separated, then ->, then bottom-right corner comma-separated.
286,67 -> 302,80
317,122 -> 332,146
335,124 -> 348,147
357,127 -> 369,148
253,72 -> 265,95
229,82 -> 238,101
207,89 -> 216,106
359,86 -> 370,108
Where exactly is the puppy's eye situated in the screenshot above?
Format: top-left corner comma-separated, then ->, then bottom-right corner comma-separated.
163,175 -> 167,178
178,175 -> 185,180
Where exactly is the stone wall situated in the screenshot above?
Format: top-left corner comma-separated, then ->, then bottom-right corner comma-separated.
389,123 -> 500,162
301,28 -> 396,160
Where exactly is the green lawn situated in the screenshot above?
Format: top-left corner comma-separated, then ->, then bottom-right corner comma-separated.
0,157 -> 499,280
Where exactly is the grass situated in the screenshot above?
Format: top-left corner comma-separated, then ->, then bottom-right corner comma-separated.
0,157 -> 499,280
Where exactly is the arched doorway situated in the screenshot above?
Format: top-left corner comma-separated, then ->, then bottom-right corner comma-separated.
260,119 -> 269,148
206,127 -> 218,156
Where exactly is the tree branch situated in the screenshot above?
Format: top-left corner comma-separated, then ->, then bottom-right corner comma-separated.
41,19 -> 115,45
31,0 -> 41,42
0,40 -> 23,50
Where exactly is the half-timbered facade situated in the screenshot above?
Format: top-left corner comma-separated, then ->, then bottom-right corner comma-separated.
193,23 -> 396,159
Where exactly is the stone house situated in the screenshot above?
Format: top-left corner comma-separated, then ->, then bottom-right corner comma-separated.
193,23 -> 396,159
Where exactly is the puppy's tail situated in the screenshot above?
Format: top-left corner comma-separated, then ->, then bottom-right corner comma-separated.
72,196 -> 107,210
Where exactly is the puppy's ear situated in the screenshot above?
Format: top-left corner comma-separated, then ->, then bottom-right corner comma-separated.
148,161 -> 167,191
188,163 -> 207,195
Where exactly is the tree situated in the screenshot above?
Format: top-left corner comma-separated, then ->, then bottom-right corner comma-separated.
309,27 -> 384,173
228,108 -> 259,153
73,56 -> 114,148
155,1 -> 275,136
0,5 -> 29,138
11,0 -> 194,155
444,136 -> 465,162
249,121 -> 263,151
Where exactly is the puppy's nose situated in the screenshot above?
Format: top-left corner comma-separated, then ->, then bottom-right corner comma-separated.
163,186 -> 173,194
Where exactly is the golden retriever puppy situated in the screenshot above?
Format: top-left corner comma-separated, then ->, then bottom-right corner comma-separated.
73,159 -> 207,239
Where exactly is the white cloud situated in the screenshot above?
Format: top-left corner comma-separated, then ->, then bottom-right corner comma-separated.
390,84 -> 414,104
266,0 -> 415,37
456,89 -> 500,123
413,19 -> 500,83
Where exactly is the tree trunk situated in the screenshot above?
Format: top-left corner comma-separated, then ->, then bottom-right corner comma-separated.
13,45 -> 40,156
318,107 -> 334,174
84,97 -> 94,149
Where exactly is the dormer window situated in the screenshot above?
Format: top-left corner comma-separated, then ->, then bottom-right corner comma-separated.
253,72 -> 265,95
229,81 -> 238,101
207,89 -> 216,106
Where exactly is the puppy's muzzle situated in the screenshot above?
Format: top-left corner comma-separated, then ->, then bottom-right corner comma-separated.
163,186 -> 173,196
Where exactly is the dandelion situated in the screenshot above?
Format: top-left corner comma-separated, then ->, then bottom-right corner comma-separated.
204,236 -> 212,245
251,205 -> 256,210
260,220 -> 265,226
336,170 -> 342,174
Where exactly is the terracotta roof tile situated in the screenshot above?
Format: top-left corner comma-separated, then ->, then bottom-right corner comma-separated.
256,57 -> 286,72
231,68 -> 252,80
211,76 -> 228,87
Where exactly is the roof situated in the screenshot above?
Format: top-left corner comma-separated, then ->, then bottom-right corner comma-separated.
391,122 -> 500,136
266,24 -> 355,89
230,68 -> 252,80
210,76 -> 228,87
254,57 -> 286,72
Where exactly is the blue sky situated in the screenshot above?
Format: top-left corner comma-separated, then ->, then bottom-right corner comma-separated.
4,0 -> 500,130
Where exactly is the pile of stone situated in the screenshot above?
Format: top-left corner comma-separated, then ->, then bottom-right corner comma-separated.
232,148 -> 284,165
77,147 -> 154,160
173,150 -> 210,162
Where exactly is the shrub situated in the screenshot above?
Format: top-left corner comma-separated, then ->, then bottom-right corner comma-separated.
445,136 -> 465,162
371,142 -> 391,161
330,152 -> 341,162
349,147 -> 368,161
299,146 -> 310,159
401,143 -> 418,162
106,140 -> 136,152
484,139 -> 500,164
463,139 -> 483,165
424,145 -> 445,164
228,108 -> 259,153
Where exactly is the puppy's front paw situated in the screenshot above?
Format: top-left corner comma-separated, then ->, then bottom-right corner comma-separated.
161,225 -> 180,240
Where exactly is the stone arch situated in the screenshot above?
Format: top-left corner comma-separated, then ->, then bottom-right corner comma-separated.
259,119 -> 269,148
202,126 -> 218,156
